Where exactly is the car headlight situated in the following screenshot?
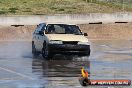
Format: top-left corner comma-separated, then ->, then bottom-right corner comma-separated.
49,40 -> 63,44
78,42 -> 90,45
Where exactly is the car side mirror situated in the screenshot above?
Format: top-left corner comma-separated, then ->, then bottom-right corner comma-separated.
84,33 -> 88,36
39,31 -> 44,36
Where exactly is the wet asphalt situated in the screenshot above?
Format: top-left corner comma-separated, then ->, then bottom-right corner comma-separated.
0,40 -> 131,88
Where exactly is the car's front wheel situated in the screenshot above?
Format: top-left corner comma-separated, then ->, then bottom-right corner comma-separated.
42,47 -> 47,58
42,42 -> 54,60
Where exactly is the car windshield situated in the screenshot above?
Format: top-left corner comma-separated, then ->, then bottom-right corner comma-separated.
45,24 -> 82,35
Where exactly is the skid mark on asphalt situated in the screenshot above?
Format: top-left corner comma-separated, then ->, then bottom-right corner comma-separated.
0,66 -> 33,80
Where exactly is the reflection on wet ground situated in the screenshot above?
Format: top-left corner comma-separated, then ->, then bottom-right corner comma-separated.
32,56 -> 90,88
32,56 -> 90,77
0,40 -> 131,88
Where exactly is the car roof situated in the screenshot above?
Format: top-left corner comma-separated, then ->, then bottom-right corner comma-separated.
39,23 -> 76,25
47,24 -> 77,26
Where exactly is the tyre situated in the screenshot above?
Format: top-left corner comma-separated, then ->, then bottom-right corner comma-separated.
42,42 -> 53,60
86,49 -> 91,56
84,49 -> 91,56
42,42 -> 49,59
32,41 -> 39,56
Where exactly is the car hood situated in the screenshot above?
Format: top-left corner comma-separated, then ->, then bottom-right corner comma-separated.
46,34 -> 89,42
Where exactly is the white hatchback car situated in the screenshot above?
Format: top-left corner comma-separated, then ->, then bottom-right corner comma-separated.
32,23 -> 90,59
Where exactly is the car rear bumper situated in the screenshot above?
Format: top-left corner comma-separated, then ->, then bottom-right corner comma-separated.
48,44 -> 90,55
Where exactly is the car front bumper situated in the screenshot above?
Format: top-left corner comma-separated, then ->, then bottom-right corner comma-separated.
48,44 -> 90,55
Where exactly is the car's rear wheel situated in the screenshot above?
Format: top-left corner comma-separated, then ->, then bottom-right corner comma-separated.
32,41 -> 39,56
